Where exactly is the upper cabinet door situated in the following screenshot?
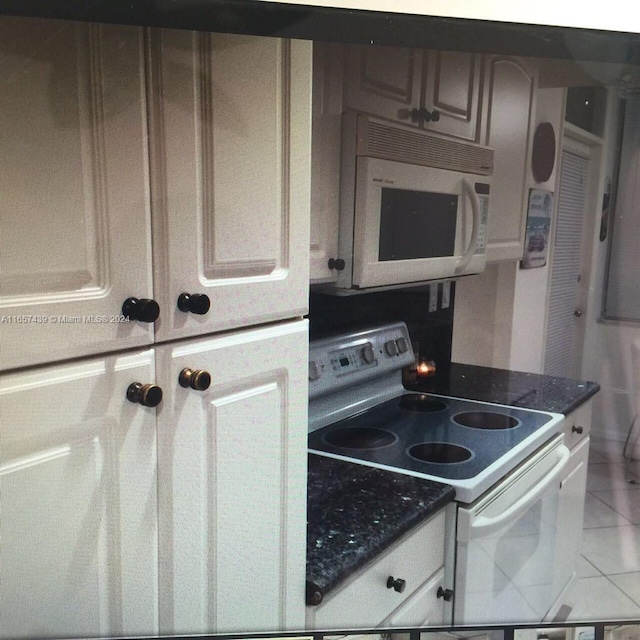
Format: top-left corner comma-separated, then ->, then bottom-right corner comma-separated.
343,44 -> 425,127
148,31 -> 311,343
0,349 -> 158,638
0,18 -> 154,372
423,51 -> 483,142
482,57 -> 537,262
343,46 -> 482,141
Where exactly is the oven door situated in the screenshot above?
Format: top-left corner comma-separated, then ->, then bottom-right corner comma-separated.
352,157 -> 488,288
453,434 -> 569,625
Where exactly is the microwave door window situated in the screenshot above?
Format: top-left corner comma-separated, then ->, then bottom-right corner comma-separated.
378,188 -> 458,261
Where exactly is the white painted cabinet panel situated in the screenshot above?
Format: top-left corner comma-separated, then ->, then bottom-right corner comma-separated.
482,56 -> 537,262
0,17 -> 154,371
310,42 -> 343,283
156,320 -> 308,634
425,51 -> 483,142
0,350 -> 158,638
344,45 -> 482,141
344,44 -> 424,127
147,31 -> 311,342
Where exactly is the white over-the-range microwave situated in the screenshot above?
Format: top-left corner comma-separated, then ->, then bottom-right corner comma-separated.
322,114 -> 495,294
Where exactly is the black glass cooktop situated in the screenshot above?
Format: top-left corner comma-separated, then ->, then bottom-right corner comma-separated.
308,393 -> 554,481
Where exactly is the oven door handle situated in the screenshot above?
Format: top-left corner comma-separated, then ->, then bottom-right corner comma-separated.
455,178 -> 480,275
469,444 -> 570,537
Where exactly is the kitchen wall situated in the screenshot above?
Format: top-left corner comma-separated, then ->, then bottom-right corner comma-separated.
452,87 -> 565,373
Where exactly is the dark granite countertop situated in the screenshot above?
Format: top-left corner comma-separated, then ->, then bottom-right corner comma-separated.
306,453 -> 455,606
412,362 -> 600,415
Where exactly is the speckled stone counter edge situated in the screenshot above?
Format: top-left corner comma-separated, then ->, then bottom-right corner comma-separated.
306,454 -> 454,606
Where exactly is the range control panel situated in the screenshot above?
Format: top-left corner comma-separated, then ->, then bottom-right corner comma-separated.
308,322 -> 415,400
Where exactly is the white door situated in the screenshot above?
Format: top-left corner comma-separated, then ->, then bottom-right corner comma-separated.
544,144 -> 590,378
147,31 -> 311,342
0,350 -> 159,638
156,320 -> 308,634
0,17 -> 154,371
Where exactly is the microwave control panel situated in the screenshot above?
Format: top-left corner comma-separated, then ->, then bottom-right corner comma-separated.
474,182 -> 490,254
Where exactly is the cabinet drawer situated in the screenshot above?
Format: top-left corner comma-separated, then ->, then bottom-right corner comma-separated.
309,510 -> 445,630
383,567 -> 447,628
562,400 -> 592,449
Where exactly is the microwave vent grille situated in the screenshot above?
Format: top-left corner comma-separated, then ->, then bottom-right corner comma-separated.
361,120 -> 494,176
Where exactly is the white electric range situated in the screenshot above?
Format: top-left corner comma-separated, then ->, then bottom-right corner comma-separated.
308,322 -> 569,624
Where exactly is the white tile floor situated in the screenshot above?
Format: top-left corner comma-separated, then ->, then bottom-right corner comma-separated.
564,435 -> 640,622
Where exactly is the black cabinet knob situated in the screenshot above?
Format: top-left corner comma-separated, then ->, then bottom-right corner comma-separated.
572,425 -> 584,434
409,107 -> 422,123
179,368 -> 212,391
126,382 -> 163,407
327,258 -> 345,271
386,576 -> 406,593
177,293 -> 210,315
437,586 -> 453,601
431,109 -> 441,122
122,297 -> 160,323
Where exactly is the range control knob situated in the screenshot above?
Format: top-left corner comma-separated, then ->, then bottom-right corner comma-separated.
122,297 -> 160,323
309,361 -> 322,382
177,292 -> 210,315
126,382 -> 163,407
385,340 -> 399,357
179,368 -> 211,391
361,343 -> 375,364
396,337 -> 409,354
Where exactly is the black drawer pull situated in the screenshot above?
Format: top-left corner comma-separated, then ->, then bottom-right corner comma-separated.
386,576 -> 406,593
437,587 -> 453,601
572,425 -> 584,434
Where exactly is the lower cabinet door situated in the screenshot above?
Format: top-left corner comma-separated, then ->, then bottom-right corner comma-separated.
156,319 -> 308,634
0,350 -> 159,639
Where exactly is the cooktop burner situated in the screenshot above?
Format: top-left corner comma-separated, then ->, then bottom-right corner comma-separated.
397,394 -> 448,413
453,411 -> 520,430
408,442 -> 473,464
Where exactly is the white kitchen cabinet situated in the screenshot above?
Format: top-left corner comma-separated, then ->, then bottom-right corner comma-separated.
0,350 -> 159,638
306,507 -> 452,630
548,400 -> 591,617
156,320 -> 308,634
310,42 -> 343,283
344,45 -> 483,142
0,17 -> 155,371
482,56 -> 537,262
147,30 -> 311,342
